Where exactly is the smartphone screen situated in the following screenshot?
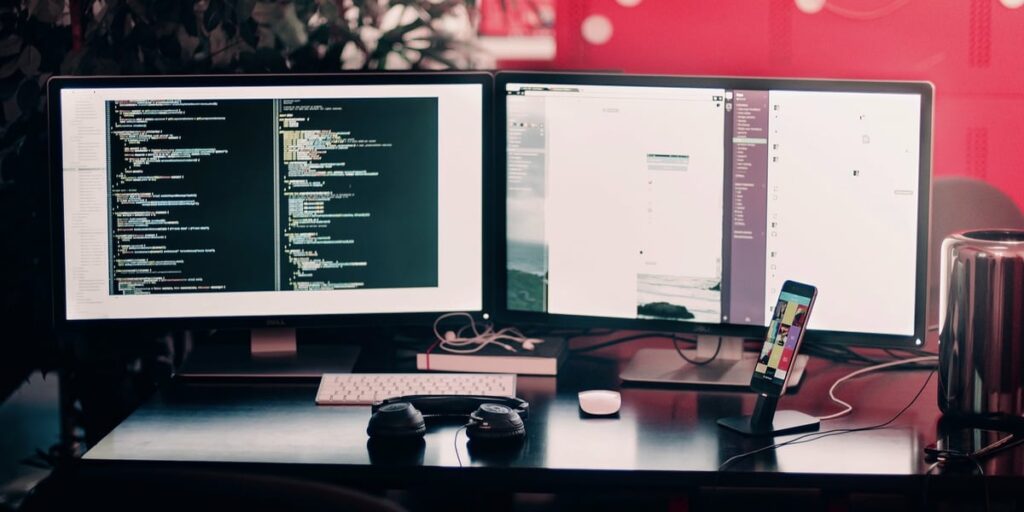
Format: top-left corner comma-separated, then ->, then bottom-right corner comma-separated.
752,280 -> 817,395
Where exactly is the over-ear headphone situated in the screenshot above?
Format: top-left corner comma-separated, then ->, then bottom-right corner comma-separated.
367,395 -> 529,443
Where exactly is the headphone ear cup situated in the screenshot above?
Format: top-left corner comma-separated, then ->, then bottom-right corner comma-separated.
367,402 -> 426,440
466,403 -> 526,442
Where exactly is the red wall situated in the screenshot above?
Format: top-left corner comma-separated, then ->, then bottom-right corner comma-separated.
506,0 -> 1024,211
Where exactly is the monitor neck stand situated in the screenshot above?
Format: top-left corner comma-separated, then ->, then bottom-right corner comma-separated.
618,335 -> 810,389
251,328 -> 300,356
178,328 -> 360,379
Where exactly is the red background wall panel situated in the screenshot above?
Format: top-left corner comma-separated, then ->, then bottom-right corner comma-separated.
509,0 -> 1024,211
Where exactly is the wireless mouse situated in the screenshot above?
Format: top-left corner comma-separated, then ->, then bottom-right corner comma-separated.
578,390 -> 621,416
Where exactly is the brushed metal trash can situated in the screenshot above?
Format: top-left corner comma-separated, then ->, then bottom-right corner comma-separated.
938,230 -> 1024,421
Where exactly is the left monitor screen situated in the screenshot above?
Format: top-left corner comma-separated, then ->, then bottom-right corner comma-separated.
58,82 -> 483,320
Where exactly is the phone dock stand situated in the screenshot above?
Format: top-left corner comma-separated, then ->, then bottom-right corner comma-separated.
717,393 -> 820,436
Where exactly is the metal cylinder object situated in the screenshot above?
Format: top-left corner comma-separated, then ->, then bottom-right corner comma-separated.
938,230 -> 1024,421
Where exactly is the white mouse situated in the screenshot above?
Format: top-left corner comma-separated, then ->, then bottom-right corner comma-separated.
578,390 -> 621,416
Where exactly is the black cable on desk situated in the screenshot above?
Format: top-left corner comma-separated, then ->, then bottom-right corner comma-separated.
568,333 -> 689,354
453,425 -> 468,468
718,369 -> 936,470
569,332 -> 764,354
970,456 -> 991,512
924,443 -> 1005,512
672,334 -> 720,366
802,343 -> 938,369
921,461 -> 941,511
801,344 -> 879,364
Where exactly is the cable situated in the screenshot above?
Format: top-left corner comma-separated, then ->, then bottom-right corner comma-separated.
569,331 -> 696,352
924,431 -> 1024,510
969,456 -> 991,512
569,332 -> 760,355
802,344 -> 883,365
719,369 -> 935,470
567,328 -> 617,337
921,460 -> 941,511
804,344 -> 867,364
817,355 -> 938,421
882,348 -> 937,360
453,425 -> 467,468
569,331 -> 663,352
672,334 -> 720,366
883,348 -> 919,359
886,345 -> 939,357
426,312 -> 542,369
801,343 -> 937,368
432,312 -> 542,353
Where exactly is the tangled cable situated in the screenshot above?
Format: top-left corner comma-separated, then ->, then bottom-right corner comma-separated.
431,312 -> 543,355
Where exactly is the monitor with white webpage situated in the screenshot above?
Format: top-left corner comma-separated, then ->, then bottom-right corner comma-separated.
497,72 -> 932,387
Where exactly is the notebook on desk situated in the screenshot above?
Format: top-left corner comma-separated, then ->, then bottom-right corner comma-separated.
416,337 -> 567,375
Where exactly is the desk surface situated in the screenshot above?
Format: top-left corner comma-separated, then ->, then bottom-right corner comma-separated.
82,338 -> 1024,492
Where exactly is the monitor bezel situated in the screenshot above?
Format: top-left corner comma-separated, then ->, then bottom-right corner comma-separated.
48,71 -> 494,330
493,71 -> 933,348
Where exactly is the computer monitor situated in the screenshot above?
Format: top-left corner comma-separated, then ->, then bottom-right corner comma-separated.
496,72 -> 932,387
49,73 -> 491,375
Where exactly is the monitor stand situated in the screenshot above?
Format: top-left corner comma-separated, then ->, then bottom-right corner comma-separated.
619,335 -> 808,389
178,328 -> 360,379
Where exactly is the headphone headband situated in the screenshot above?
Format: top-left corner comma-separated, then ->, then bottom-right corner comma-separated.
372,395 -> 530,421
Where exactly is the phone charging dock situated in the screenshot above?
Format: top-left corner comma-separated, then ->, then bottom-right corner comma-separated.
717,409 -> 820,436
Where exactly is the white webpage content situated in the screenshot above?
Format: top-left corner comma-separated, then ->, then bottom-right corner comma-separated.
538,86 -> 726,320
60,84 -> 483,320
764,91 -> 921,336
520,83 -> 922,337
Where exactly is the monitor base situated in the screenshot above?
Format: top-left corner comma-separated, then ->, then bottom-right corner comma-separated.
619,337 -> 808,389
178,328 -> 360,379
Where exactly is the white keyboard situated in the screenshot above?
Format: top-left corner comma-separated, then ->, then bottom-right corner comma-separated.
315,373 -> 517,405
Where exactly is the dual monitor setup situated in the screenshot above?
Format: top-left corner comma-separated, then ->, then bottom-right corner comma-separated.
49,72 -> 933,390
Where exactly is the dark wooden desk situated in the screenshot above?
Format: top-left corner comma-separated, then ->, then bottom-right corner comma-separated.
80,339 -> 1024,503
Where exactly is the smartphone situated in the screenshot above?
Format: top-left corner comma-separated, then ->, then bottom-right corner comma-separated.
751,280 -> 817,396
